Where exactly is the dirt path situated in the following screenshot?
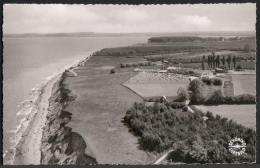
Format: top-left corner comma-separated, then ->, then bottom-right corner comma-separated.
13,76 -> 59,165
153,150 -> 173,164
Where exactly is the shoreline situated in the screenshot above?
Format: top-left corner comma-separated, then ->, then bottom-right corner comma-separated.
5,54 -> 93,165
13,75 -> 61,164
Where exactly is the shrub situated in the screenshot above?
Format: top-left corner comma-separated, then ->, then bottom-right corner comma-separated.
110,68 -> 116,74
202,77 -> 211,85
235,65 -> 243,71
205,92 -> 255,105
205,90 -> 223,105
211,78 -> 222,86
188,79 -> 204,104
176,87 -> 189,102
170,101 -> 186,109
182,105 -> 188,112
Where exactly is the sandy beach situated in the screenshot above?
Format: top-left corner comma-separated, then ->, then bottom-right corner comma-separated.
9,76 -> 60,165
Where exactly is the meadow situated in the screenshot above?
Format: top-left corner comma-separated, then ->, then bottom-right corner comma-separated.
231,74 -> 256,95
123,72 -> 189,98
62,35 -> 256,164
62,55 -> 156,164
194,105 -> 256,130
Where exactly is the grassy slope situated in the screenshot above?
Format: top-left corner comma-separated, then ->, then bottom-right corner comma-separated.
62,55 -> 156,164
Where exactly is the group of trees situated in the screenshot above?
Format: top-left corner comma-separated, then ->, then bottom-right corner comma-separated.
123,101 -> 256,163
188,78 -> 255,105
202,52 -> 237,70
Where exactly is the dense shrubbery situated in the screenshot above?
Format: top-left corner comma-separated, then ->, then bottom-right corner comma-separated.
120,62 -> 155,68
188,79 -> 255,105
201,77 -> 222,86
167,68 -> 201,77
124,102 -> 255,163
188,79 -> 205,104
205,91 -> 255,105
175,87 -> 189,102
235,65 -> 243,71
212,78 -> 222,86
93,45 -> 205,57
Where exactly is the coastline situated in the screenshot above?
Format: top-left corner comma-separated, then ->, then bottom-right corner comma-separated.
5,54 -> 93,165
13,75 -> 60,164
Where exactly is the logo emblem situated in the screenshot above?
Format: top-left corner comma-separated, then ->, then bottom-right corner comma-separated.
228,137 -> 246,156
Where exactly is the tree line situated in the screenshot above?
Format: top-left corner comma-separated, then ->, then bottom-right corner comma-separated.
201,52 -> 237,70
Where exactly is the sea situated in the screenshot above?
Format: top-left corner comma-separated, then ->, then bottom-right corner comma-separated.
2,35 -> 151,160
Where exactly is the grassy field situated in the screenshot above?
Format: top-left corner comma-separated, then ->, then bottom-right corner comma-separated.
61,35 -> 256,164
195,105 -> 256,130
94,37 -> 255,58
231,74 -> 256,95
123,72 -> 189,98
63,56 -> 156,164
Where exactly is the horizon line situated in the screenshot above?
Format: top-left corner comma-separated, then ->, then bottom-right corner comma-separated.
3,30 -> 256,36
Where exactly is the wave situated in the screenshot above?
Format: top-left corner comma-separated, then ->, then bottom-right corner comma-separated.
4,52 -> 94,165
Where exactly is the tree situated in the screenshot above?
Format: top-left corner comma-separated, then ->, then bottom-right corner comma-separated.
221,56 -> 226,67
232,56 -> 236,69
176,87 -> 189,102
207,55 -> 211,69
188,79 -> 204,104
227,55 -> 232,70
216,55 -> 220,68
211,52 -> 216,68
201,56 -> 205,70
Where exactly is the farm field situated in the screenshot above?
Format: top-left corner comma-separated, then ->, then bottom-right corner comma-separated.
230,74 -> 256,95
123,72 -> 189,98
195,105 -> 256,130
171,59 -> 255,70
62,55 -> 156,164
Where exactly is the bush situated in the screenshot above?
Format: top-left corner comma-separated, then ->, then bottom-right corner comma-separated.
205,90 -> 223,105
211,78 -> 222,86
235,65 -> 243,71
176,87 -> 189,102
170,101 -> 186,109
224,94 -> 255,104
188,79 -> 204,104
202,77 -> 211,85
110,68 -> 116,74
182,105 -> 188,112
205,92 -> 255,105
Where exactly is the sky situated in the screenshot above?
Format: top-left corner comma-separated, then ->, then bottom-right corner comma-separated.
3,3 -> 256,34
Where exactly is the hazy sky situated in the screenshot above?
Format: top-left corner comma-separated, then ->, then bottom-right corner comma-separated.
3,3 -> 256,34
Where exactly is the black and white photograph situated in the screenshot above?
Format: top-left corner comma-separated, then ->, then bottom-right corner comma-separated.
2,3 -> 256,165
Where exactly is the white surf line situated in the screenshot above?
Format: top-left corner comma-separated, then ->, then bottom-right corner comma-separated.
13,76 -> 59,165
68,69 -> 78,76
153,149 -> 173,165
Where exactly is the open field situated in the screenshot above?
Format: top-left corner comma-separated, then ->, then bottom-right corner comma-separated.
195,105 -> 256,130
94,37 -> 255,58
123,72 -> 189,98
50,34 -> 256,164
230,74 -> 256,95
62,55 -> 156,164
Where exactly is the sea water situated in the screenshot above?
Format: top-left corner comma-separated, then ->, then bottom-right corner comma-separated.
3,35 -> 150,160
